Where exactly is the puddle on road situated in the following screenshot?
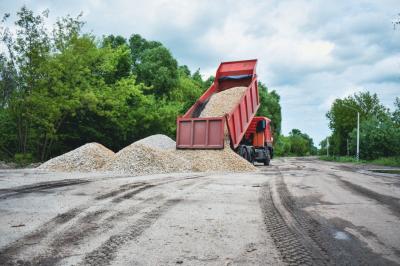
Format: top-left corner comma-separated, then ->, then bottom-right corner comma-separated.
334,230 -> 350,240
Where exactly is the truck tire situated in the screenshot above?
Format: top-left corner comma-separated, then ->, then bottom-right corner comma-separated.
264,149 -> 271,166
246,146 -> 254,163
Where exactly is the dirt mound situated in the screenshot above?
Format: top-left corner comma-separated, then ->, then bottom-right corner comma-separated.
38,143 -> 115,172
199,86 -> 247,117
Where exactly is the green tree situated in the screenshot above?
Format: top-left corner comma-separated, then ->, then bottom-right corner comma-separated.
288,129 -> 315,156
135,46 -> 178,96
289,129 -> 317,155
326,91 -> 389,155
319,137 -> 328,156
349,116 -> 400,159
274,129 -> 316,156
274,136 -> 291,156
102,34 -> 127,48
128,34 -> 161,68
128,34 -> 179,96
1,7 -> 51,155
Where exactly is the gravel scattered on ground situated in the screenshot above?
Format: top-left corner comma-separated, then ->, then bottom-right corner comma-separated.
38,143 -> 115,172
199,86 -> 247,117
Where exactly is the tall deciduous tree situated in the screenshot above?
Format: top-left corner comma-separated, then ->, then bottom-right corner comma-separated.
326,91 -> 389,155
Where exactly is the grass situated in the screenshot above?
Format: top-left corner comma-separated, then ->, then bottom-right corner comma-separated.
319,156 -> 400,167
369,157 -> 400,167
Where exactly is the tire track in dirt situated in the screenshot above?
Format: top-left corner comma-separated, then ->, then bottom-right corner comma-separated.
112,184 -> 155,203
0,179 -> 90,200
273,169 -> 331,265
29,195 -> 166,265
95,182 -> 148,200
81,199 -> 182,266
0,207 -> 85,265
0,175 -> 205,265
271,163 -> 399,265
0,182 -> 149,265
259,180 -> 318,265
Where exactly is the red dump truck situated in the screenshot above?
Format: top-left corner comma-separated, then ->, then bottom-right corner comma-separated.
176,59 -> 273,165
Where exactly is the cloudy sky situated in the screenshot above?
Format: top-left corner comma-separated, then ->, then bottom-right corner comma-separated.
1,0 -> 399,145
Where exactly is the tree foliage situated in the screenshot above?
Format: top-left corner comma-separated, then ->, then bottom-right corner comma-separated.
326,91 -> 389,155
325,92 -> 399,159
275,129 -> 317,156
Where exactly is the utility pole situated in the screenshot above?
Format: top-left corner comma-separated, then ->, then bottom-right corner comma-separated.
356,112 -> 360,161
327,138 -> 329,157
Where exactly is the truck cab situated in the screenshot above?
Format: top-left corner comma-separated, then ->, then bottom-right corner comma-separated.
238,116 -> 274,165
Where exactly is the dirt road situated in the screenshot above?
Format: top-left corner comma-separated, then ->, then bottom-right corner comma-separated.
0,157 -> 399,265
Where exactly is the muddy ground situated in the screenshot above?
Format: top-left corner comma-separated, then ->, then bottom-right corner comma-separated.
0,157 -> 399,265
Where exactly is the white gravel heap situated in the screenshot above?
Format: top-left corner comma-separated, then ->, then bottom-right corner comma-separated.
38,143 -> 115,172
103,137 -> 254,175
102,136 -> 192,175
133,134 -> 176,150
199,86 -> 247,118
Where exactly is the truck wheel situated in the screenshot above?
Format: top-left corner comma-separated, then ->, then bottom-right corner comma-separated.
246,146 -> 254,163
264,150 -> 271,166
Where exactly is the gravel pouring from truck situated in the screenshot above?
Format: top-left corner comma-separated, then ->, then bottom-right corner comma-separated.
176,59 -> 274,165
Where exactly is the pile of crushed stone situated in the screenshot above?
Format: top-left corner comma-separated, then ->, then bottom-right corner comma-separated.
102,141 -> 193,175
102,137 -> 255,175
39,135 -> 255,175
38,143 -> 114,172
133,134 -> 176,150
199,86 -> 247,117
